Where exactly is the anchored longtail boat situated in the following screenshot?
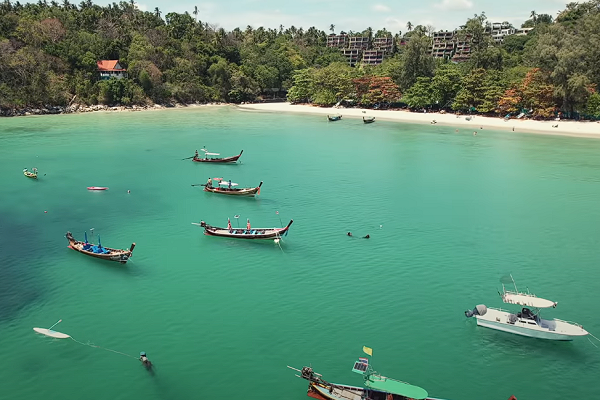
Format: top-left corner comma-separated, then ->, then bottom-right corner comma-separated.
192,218 -> 293,240
192,149 -> 243,163
363,117 -> 375,124
328,115 -> 342,122
23,168 -> 38,179
289,349 -> 447,400
65,231 -> 135,264
202,178 -> 262,196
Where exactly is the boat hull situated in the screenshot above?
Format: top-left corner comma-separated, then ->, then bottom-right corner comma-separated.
204,182 -> 261,197
195,220 -> 293,240
475,308 -> 588,341
192,150 -> 243,163
65,232 -> 135,264
308,382 -> 444,400
24,171 -> 37,179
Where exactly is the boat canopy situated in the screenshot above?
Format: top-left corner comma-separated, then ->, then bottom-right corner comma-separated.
213,177 -> 223,181
364,374 -> 429,400
205,152 -> 220,156
219,181 -> 238,186
503,292 -> 557,308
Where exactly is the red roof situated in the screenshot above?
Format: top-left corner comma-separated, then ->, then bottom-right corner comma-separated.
97,60 -> 126,71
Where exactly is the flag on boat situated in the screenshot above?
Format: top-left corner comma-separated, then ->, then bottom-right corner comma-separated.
227,218 -> 232,230
359,357 -> 369,365
247,219 -> 251,230
363,346 -> 373,356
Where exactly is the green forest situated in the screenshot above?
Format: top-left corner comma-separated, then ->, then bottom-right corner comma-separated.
1,0 -> 600,118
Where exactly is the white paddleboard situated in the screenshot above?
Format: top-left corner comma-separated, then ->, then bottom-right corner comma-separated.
33,327 -> 71,339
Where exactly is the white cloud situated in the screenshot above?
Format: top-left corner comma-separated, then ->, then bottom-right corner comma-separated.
373,4 -> 391,12
434,0 -> 473,11
136,2 -> 148,11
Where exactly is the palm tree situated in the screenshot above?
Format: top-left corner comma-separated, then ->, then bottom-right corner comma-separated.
154,7 -> 160,18
329,24 -> 335,34
530,10 -> 537,24
193,6 -> 198,22
406,21 -> 413,31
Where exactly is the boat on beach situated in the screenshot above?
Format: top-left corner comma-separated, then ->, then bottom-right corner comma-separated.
465,275 -> 589,341
328,115 -> 342,122
23,168 -> 38,179
363,117 -> 376,124
65,231 -> 135,264
202,178 -> 262,196
288,349 -> 445,400
192,218 -> 293,240
192,149 -> 243,163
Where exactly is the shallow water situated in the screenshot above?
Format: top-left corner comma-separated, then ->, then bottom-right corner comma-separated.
1,107 -> 599,400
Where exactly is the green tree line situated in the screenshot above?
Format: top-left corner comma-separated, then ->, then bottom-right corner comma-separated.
1,0 -> 599,119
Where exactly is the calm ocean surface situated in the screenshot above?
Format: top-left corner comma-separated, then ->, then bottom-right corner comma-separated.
1,107 -> 599,400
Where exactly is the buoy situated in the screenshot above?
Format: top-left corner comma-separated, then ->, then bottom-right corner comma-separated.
44,211 -> 47,213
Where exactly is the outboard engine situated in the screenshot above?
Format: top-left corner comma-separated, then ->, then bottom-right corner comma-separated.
465,304 -> 487,318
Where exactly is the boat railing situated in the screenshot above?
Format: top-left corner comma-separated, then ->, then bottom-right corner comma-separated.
552,318 -> 584,328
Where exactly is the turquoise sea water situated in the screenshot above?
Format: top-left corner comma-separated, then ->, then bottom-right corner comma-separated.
1,107 -> 600,400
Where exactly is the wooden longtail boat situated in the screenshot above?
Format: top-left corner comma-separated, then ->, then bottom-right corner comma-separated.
363,117 -> 376,124
192,219 -> 293,240
288,350 -> 448,400
192,150 -> 243,163
65,231 -> 135,264
203,178 -> 262,197
23,168 -> 38,179
328,115 -> 342,121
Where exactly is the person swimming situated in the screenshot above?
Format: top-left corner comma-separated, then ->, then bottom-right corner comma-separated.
363,234 -> 370,239
140,352 -> 152,370
347,232 -> 352,237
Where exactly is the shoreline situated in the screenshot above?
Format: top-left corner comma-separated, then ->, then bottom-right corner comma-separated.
237,103 -> 600,139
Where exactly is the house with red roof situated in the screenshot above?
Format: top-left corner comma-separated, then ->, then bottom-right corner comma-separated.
97,60 -> 127,80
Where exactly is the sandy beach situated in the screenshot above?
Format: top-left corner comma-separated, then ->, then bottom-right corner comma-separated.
238,102 -> 600,138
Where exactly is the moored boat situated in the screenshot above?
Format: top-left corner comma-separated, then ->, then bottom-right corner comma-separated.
192,218 -> 293,240
192,149 -> 243,163
328,115 -> 342,122
465,275 -> 588,341
202,178 -> 262,196
289,348 -> 446,400
23,168 -> 38,179
65,231 -> 135,264
87,186 -> 108,191
363,116 -> 375,124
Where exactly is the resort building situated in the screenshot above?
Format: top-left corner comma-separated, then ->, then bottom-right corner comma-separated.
97,60 -> 127,80
342,48 -> 362,67
361,50 -> 385,66
326,34 -> 348,48
348,36 -> 370,50
372,36 -> 394,54
515,27 -> 534,35
430,30 -> 457,59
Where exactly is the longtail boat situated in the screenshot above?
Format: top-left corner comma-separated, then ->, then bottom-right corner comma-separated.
328,115 -> 342,122
363,116 -> 376,124
192,218 -> 293,240
23,168 -> 38,179
288,349 -> 448,400
192,149 -> 243,163
65,231 -> 135,264
202,178 -> 262,197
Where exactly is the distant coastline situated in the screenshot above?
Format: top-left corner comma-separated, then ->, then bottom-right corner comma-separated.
237,103 -> 600,139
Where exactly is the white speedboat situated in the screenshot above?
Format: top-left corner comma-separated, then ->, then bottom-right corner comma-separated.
465,276 -> 588,341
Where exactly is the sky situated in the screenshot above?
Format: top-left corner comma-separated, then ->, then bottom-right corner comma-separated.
104,0 -> 572,33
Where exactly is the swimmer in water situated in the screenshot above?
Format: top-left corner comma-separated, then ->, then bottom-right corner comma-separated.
347,232 -> 352,237
363,234 -> 370,239
140,352 -> 152,370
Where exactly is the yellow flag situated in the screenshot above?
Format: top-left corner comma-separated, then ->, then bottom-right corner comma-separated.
363,346 -> 373,356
